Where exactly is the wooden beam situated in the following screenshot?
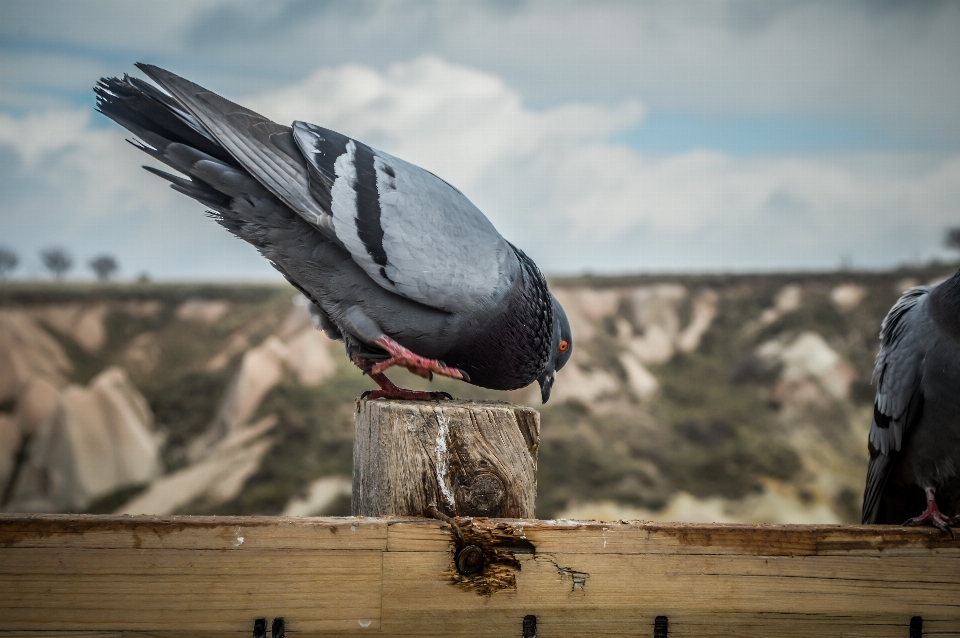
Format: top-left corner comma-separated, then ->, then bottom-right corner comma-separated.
2,514 -> 959,637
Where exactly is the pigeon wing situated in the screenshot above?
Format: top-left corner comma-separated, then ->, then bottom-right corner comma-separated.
291,122 -> 512,312
136,64 -> 512,313
134,64 -> 342,246
870,286 -> 933,455
862,285 -> 933,522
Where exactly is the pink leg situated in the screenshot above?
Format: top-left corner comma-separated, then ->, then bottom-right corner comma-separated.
366,336 -> 469,382
351,354 -> 453,401
904,487 -> 960,537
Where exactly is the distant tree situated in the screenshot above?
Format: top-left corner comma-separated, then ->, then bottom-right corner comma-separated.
946,227 -> 960,255
41,248 -> 73,281
89,255 -> 119,281
0,246 -> 18,280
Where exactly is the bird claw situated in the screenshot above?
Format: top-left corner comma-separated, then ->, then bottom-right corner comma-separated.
353,339 -> 463,401
362,388 -> 453,401
358,366 -> 456,401
903,510 -> 959,538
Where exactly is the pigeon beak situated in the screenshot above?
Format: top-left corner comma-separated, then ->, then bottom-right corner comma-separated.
538,369 -> 556,404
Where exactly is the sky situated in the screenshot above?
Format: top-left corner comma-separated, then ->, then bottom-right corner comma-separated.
1,0 -> 959,280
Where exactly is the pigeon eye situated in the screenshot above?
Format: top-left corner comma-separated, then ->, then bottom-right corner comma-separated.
558,340 -> 569,352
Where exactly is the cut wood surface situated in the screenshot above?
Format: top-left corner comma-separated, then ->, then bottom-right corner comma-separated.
352,399 -> 539,518
2,514 -> 959,637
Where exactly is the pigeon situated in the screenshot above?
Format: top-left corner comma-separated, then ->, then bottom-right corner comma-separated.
862,267 -> 960,535
94,65 -> 572,402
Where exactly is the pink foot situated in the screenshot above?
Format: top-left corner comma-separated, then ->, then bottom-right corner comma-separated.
366,337 -> 469,382
351,354 -> 453,401
362,372 -> 452,401
904,488 -> 960,538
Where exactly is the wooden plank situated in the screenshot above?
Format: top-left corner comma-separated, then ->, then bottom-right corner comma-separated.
0,514 -> 388,550
387,518 -> 960,556
2,514 -> 959,636
380,549 -> 960,636
520,520 -> 960,557
1,548 -> 382,633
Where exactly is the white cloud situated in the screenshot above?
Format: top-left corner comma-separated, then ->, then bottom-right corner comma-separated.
5,1 -> 960,132
244,56 -> 644,193
178,0 -> 960,127
1,57 -> 958,279
248,58 -> 960,272
0,108 -> 276,280
0,109 -> 92,165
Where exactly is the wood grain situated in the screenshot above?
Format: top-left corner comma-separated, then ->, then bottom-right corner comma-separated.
352,399 -> 538,518
2,514 -> 958,637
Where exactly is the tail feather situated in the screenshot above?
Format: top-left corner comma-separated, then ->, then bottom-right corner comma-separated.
862,449 -> 894,524
131,64 -> 331,234
95,75 -> 237,167
141,165 -> 231,211
97,73 -> 307,248
95,68 -> 358,343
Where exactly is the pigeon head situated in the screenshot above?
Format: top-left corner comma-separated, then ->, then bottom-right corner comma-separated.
537,295 -> 573,404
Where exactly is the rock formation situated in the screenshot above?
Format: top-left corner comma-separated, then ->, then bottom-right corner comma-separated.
7,367 -> 161,512
2,268 -> 950,522
29,303 -> 109,353
0,310 -> 70,403
117,415 -> 277,515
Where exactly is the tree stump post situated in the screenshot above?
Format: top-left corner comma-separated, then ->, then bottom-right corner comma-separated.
352,399 -> 539,518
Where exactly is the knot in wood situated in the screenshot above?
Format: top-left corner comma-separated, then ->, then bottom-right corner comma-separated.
460,472 -> 505,516
455,545 -> 485,574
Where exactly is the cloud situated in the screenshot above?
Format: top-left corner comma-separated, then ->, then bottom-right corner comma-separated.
176,0 -> 960,128
5,1 -> 960,137
0,109 -> 92,165
1,56 -> 958,280
247,57 -> 960,272
0,108 -> 276,280
243,56 -> 644,192
0,0 -> 221,52
0,52 -> 117,111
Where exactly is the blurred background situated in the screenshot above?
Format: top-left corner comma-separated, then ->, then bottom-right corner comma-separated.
1,0 -> 958,522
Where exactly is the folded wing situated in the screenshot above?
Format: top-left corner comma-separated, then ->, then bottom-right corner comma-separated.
861,285 -> 933,523
136,64 -> 512,313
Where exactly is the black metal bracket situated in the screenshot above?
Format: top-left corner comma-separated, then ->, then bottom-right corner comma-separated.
252,617 -> 284,638
654,615 -> 669,637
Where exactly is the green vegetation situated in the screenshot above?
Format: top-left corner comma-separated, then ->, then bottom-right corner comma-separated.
3,262 -> 956,521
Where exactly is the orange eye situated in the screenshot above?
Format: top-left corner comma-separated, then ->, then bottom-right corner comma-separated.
558,340 -> 569,352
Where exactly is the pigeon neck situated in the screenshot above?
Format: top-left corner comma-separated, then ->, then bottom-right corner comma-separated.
441,246 -> 553,391
929,268 -> 960,342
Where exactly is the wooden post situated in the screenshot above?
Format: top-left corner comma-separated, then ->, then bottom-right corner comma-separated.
352,399 -> 539,518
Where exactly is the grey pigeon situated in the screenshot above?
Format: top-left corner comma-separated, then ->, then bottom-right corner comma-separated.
95,65 -> 572,402
862,267 -> 960,534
